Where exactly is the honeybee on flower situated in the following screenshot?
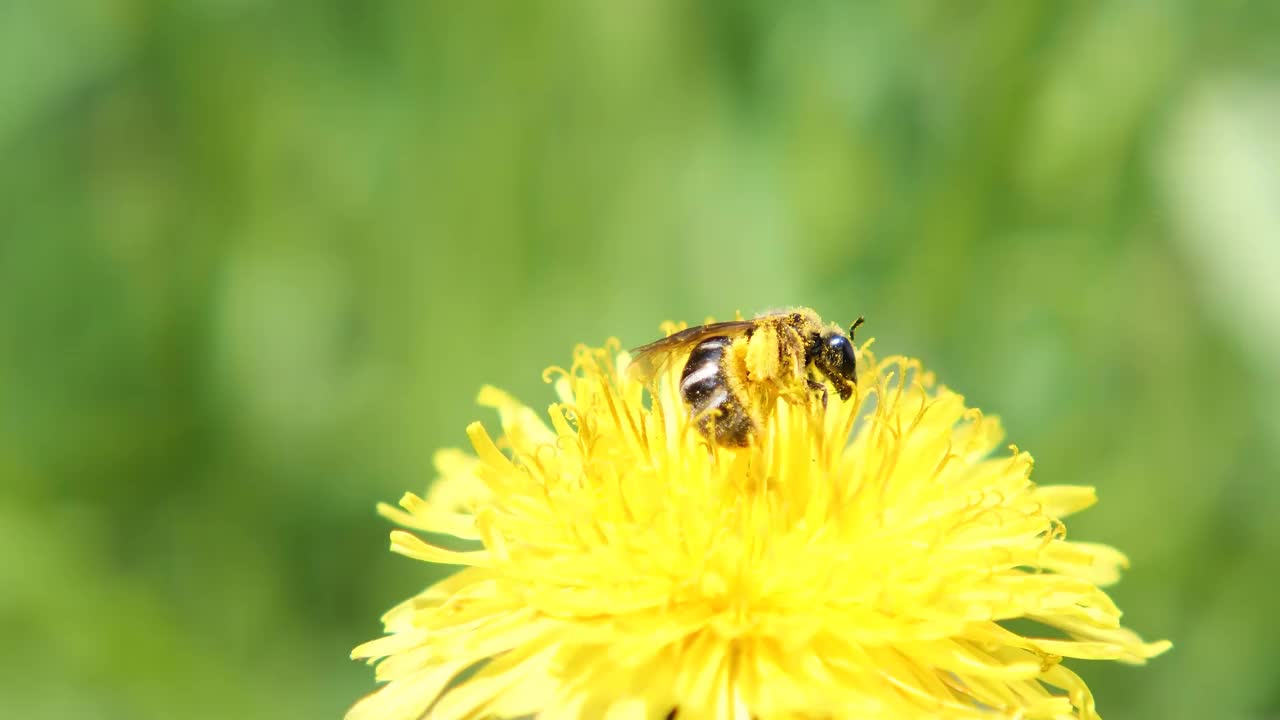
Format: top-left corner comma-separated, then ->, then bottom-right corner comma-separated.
349,311 -> 1169,720
626,308 -> 864,447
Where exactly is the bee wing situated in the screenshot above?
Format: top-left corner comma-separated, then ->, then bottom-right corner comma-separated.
625,320 -> 756,383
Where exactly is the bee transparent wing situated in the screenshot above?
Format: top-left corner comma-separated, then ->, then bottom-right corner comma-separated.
625,320 -> 755,383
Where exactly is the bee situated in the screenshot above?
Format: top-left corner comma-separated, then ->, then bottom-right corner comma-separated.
627,308 -> 864,447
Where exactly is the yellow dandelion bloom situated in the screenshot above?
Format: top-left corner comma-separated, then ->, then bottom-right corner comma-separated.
349,329 -> 1169,720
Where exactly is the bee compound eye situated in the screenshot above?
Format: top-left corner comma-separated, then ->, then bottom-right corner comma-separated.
827,335 -> 857,378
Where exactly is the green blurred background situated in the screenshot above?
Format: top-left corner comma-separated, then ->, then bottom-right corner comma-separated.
3,2 -> 1278,719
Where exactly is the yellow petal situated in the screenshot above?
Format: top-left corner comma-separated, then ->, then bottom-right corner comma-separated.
389,530 -> 491,567
345,659 -> 471,720
377,493 -> 481,540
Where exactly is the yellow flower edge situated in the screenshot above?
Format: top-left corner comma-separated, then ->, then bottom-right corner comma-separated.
349,338 -> 1170,720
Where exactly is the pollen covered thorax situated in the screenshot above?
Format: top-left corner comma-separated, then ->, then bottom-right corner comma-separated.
349,332 -> 1170,720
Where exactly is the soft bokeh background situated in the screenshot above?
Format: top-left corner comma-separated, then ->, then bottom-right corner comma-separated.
3,3 -> 1278,719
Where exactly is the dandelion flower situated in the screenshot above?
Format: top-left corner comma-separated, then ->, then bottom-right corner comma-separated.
349,328 -> 1169,719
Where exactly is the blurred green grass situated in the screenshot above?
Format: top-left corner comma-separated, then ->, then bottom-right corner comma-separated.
2,2 -> 1279,718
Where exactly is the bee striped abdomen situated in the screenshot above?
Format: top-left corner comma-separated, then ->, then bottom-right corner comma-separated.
680,336 -> 754,446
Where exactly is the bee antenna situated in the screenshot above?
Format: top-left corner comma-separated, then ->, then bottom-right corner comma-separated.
849,316 -> 866,339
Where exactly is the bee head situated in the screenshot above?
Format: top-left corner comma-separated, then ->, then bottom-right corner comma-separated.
812,317 -> 864,400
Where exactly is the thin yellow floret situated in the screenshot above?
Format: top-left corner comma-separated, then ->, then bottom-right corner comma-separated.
349,338 -> 1169,720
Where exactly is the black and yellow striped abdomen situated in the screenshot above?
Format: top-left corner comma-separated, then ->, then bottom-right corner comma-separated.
679,336 -> 754,446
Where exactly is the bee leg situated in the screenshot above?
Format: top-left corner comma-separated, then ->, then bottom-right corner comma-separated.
806,379 -> 828,409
